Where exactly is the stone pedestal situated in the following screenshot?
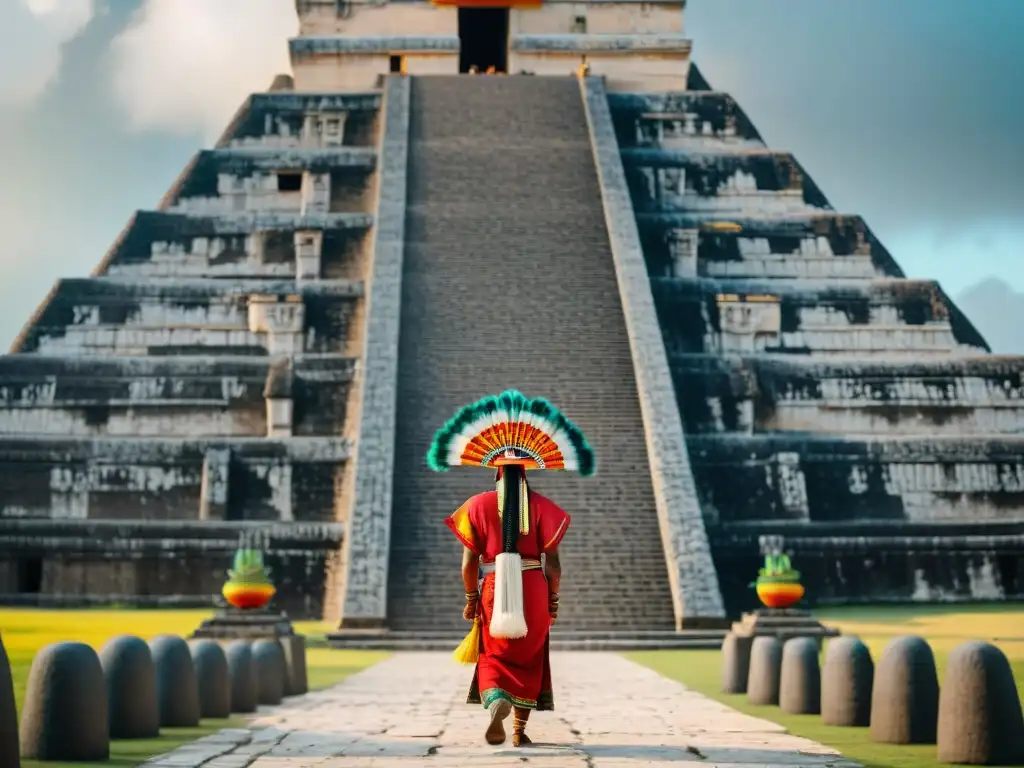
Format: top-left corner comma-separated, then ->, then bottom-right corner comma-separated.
732,609 -> 840,647
190,609 -> 308,696
191,608 -> 296,640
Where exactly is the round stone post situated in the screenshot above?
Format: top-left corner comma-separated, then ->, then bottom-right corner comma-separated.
252,639 -> 286,706
870,635 -> 940,744
937,641 -> 1024,765
19,642 -> 109,761
149,635 -> 200,728
225,641 -> 257,714
821,636 -> 874,727
779,637 -> 820,714
747,636 -> 783,706
280,635 -> 308,696
0,633 -> 19,768
189,640 -> 231,719
99,635 -> 159,738
721,633 -> 753,694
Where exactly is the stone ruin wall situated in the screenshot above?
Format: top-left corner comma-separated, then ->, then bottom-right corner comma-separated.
607,75 -> 1024,612
0,88 -> 388,617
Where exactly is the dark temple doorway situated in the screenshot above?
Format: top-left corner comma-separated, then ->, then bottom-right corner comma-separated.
458,7 -> 509,73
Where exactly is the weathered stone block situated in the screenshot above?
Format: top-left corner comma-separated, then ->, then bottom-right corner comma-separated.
99,635 -> 159,738
189,640 -> 231,719
19,642 -> 109,761
821,636 -> 874,727
149,635 -> 200,727
720,632 -> 752,694
937,641 -> 1024,765
252,639 -> 286,706
280,635 -> 308,696
747,636 -> 782,706
0,634 -> 18,768
779,637 -> 820,714
870,635 -> 939,744
225,641 -> 257,713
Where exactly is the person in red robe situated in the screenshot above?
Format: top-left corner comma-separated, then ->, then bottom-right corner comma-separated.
426,390 -> 594,746
445,463 -> 570,747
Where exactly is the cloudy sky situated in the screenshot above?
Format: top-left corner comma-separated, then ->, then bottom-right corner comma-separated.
0,0 -> 1021,350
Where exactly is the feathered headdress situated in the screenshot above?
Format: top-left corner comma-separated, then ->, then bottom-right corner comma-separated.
427,389 -> 596,476
429,390 -> 595,640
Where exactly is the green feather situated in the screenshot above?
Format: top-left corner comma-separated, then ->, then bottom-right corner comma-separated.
426,389 -> 596,476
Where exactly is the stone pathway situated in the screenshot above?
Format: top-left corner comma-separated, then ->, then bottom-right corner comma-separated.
149,652 -> 859,767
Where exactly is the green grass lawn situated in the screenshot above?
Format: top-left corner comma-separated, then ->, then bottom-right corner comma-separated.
0,608 -> 388,768
628,603 -> 1024,768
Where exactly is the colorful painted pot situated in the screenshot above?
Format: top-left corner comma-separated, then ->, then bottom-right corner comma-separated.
756,580 -> 805,609
222,581 -> 276,610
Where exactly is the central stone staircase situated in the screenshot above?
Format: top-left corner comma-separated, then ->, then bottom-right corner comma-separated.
378,76 -> 681,640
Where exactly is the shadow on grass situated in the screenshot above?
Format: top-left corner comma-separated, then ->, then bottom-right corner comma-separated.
20,719 -> 244,768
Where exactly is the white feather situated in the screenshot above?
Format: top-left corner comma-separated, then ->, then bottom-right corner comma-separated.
490,553 -> 528,639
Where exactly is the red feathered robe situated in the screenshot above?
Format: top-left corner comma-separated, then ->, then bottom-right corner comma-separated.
445,488 -> 571,710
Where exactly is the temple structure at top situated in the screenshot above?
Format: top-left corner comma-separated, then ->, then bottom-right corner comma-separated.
291,0 -> 691,90
0,0 -> 1020,643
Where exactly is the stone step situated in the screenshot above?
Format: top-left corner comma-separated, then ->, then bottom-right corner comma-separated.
326,630 -> 726,651
386,75 -> 675,633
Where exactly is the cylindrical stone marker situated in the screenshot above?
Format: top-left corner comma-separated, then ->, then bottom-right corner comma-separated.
780,637 -> 821,715
870,635 -> 940,745
747,636 -> 783,706
225,641 -> 257,714
937,640 -> 1024,765
99,635 -> 159,738
149,635 -> 200,728
822,636 -> 874,727
189,640 -> 231,719
721,633 -> 753,694
252,639 -> 286,706
20,642 -> 109,761
281,635 -> 308,696
0,634 -> 19,768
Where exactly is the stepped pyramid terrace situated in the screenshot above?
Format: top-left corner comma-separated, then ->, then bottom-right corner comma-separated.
1,0 -> 1022,640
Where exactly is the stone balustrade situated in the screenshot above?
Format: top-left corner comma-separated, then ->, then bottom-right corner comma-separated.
623,148 -> 831,215
163,147 -> 376,217
0,435 -> 351,523
652,277 -> 985,357
687,434 -> 1024,526
608,91 -> 765,151
0,354 -> 355,438
12,278 -> 363,357
102,211 -> 373,281
669,354 -> 1024,436
218,91 -> 381,150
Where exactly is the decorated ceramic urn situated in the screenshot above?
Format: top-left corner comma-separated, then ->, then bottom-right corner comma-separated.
221,548 -> 276,610
752,551 -> 805,609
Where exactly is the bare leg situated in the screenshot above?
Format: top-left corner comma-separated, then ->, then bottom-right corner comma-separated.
485,699 -> 511,745
512,706 -> 532,747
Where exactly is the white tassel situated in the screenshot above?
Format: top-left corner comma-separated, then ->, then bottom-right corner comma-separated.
489,553 -> 528,639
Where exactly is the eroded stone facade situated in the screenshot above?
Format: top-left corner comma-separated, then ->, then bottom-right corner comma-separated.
0,87 -> 382,615
4,0 -> 1020,627
609,73 -> 1024,610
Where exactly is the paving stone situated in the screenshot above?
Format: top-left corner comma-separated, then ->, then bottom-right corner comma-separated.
150,652 -> 858,767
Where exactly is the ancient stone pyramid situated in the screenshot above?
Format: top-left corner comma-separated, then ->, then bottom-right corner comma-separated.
0,1 -> 1019,633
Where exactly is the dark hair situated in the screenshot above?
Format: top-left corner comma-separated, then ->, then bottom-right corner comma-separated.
500,464 -> 525,554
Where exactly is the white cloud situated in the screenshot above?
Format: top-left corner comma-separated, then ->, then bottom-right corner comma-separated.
0,0 -> 93,105
109,0 -> 297,142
